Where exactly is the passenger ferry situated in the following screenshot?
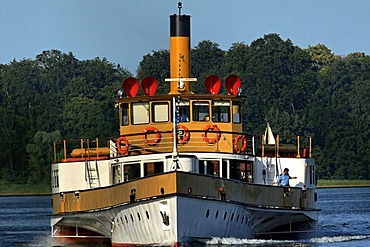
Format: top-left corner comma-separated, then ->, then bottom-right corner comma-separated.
51,3 -> 320,246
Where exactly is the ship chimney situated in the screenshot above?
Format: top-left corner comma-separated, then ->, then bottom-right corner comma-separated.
168,2 -> 194,94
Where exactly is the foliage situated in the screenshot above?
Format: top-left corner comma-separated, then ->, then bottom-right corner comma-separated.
26,131 -> 61,184
0,51 -> 130,185
136,50 -> 170,95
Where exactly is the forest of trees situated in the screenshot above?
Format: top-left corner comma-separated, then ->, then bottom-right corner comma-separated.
1,34 -> 369,186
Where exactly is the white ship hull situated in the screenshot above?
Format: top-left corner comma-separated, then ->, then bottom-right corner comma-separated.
52,190 -> 319,246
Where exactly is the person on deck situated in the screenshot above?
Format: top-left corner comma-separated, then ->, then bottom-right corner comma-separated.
179,108 -> 189,122
277,168 -> 291,186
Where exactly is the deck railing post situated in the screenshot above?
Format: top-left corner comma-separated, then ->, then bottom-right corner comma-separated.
96,138 -> 99,158
53,141 -> 57,163
81,139 -> 84,158
309,136 -> 312,158
276,135 -> 280,157
63,140 -> 67,160
297,135 -> 301,158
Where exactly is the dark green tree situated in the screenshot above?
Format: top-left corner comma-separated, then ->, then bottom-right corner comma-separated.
136,50 -> 170,95
26,131 -> 62,184
191,40 -> 225,94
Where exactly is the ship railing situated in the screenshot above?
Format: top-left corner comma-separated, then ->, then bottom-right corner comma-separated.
115,129 -> 254,157
53,133 -> 312,163
53,130 -> 255,163
256,134 -> 312,158
53,129 -> 256,163
53,138 -> 112,163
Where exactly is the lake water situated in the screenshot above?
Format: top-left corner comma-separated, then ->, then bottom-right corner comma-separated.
0,187 -> 369,247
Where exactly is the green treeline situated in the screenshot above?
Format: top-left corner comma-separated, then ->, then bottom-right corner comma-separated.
0,50 -> 131,185
1,34 -> 369,187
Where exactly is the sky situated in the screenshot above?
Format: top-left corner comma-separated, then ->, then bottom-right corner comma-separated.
1,0 -> 370,74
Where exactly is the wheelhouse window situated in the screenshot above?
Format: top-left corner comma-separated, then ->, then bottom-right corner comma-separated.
152,102 -> 169,123
132,102 -> 149,124
112,164 -> 122,184
212,101 -> 230,123
124,163 -> 140,181
232,101 -> 241,123
120,103 -> 129,126
193,101 -> 210,121
144,161 -> 164,176
176,100 -> 190,122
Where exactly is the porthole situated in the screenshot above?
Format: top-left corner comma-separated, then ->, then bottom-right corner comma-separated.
125,215 -> 128,224
137,212 -> 141,221
223,212 -> 227,220
241,215 -> 244,224
120,217 -> 124,224
130,214 -> 134,222
215,210 -> 219,219
236,214 -> 239,222
146,211 -> 150,220
231,212 -> 234,221
188,187 -> 192,194
160,187 -> 165,195
205,209 -> 210,218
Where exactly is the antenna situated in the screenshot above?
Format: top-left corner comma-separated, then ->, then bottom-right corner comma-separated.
178,2 -> 182,15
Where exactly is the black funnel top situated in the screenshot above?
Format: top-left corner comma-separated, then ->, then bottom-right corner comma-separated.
170,14 -> 190,37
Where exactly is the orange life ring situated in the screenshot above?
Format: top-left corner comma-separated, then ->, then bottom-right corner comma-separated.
117,136 -> 129,155
142,127 -> 161,146
171,125 -> 190,144
202,125 -> 221,144
234,135 -> 247,153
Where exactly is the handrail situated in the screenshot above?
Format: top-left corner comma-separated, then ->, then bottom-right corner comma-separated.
53,130 -> 312,163
257,134 -> 312,158
53,130 -> 255,163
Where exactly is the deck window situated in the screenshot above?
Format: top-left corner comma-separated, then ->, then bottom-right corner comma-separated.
199,160 -> 220,176
193,101 -> 210,121
144,161 -> 164,176
120,103 -> 129,126
222,160 -> 228,178
52,169 -> 59,188
124,163 -> 140,181
230,160 -> 253,182
212,101 -> 230,122
112,164 -> 122,184
132,102 -> 149,124
310,164 -> 316,185
152,102 -> 169,122
232,101 -> 241,123
230,160 -> 242,180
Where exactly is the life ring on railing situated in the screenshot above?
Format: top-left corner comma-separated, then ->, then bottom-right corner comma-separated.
171,125 -> 190,144
234,135 -> 247,153
142,127 -> 161,145
202,125 -> 221,144
116,136 -> 129,155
